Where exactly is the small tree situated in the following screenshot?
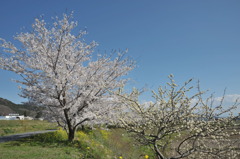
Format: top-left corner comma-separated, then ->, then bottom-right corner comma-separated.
23,110 -> 29,117
118,75 -> 240,159
0,13 -> 134,141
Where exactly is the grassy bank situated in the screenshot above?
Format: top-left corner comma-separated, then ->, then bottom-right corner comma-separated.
0,120 -> 57,136
0,128 -> 154,159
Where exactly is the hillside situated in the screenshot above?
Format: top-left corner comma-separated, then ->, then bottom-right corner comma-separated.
0,97 -> 42,117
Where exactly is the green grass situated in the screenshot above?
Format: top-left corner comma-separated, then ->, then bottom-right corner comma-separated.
0,128 -> 155,159
0,120 -> 57,136
0,143 -> 81,159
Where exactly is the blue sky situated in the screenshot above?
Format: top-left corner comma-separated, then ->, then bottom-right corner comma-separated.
0,0 -> 240,106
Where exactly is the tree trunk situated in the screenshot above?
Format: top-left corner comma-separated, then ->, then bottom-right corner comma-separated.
81,125 -> 85,131
68,127 -> 75,142
63,108 -> 75,142
154,142 -> 165,159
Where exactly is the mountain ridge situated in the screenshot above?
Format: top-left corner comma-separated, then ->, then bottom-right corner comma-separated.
0,97 -> 41,117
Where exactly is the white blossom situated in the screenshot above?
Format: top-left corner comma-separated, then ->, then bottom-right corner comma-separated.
0,13 -> 134,141
117,76 -> 240,159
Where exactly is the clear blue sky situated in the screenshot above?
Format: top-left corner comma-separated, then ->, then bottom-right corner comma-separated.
0,0 -> 240,105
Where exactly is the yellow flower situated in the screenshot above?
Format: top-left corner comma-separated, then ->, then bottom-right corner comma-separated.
86,147 -> 90,150
145,155 -> 149,159
119,156 -> 123,159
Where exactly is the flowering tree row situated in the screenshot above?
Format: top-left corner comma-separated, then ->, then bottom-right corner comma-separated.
0,13 -> 239,159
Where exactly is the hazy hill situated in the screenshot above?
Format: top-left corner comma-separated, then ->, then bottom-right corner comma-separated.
0,97 -> 42,117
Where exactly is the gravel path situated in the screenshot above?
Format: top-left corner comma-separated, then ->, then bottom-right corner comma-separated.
0,130 -> 56,143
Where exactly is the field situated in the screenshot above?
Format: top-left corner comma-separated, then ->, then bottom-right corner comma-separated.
0,120 -> 154,159
1,120 -> 239,159
0,120 -> 57,136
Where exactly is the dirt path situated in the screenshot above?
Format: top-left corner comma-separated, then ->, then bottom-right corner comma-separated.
0,130 -> 56,143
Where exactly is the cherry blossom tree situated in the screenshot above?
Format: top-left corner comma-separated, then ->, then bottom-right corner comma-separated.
117,75 -> 240,159
0,13 -> 134,141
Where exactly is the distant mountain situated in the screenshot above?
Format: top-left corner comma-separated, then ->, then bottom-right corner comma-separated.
0,97 -> 43,117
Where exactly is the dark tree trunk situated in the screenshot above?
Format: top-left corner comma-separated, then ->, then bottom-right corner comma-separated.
63,108 -> 75,142
68,127 -> 75,142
